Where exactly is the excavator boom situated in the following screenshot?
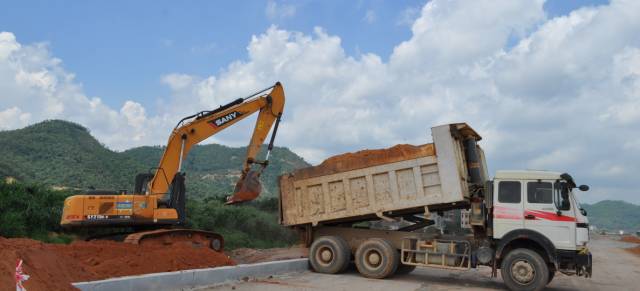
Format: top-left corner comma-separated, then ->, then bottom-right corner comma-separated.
147,82 -> 285,203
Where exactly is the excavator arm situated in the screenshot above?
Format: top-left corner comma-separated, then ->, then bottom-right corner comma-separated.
147,82 -> 285,204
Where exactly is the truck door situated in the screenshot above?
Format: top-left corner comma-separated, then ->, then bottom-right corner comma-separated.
493,180 -> 524,238
524,181 -> 576,250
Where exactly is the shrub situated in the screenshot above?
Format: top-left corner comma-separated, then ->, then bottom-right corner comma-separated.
0,181 -> 69,241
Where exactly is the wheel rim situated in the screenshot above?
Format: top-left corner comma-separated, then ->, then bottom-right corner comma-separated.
511,259 -> 535,285
363,249 -> 383,270
316,246 -> 334,266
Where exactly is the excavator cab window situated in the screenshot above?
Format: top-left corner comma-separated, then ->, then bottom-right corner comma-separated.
134,173 -> 154,195
162,173 -> 186,223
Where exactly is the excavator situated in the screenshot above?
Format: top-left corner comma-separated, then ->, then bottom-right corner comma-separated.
60,82 -> 285,251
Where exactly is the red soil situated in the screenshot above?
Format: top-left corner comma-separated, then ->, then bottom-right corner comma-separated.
291,143 -> 435,179
628,246 -> 640,257
621,235 -> 640,244
621,236 -> 640,257
1,237 -> 234,291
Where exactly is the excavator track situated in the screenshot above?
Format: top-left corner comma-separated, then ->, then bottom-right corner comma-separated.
123,229 -> 224,252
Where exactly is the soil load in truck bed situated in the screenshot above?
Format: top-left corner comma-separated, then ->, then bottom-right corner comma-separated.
292,144 -> 435,180
279,123 -> 486,226
0,237 -> 234,291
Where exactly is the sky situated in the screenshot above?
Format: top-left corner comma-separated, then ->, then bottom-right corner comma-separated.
1,0 -> 638,204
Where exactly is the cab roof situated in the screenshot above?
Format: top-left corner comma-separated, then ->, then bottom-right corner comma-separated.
494,170 -> 564,180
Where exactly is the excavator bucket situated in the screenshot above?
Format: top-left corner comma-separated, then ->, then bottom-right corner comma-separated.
226,170 -> 262,204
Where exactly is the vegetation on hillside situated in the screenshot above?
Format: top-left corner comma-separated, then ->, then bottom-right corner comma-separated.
186,198 -> 298,250
0,180 -> 73,243
0,120 -> 143,190
582,200 -> 640,231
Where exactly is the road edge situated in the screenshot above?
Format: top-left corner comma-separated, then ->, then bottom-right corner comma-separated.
73,258 -> 310,291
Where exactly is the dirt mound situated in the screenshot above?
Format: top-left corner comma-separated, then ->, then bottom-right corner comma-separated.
627,246 -> 640,257
291,144 -> 435,179
621,236 -> 640,244
229,246 -> 308,264
0,237 -> 234,291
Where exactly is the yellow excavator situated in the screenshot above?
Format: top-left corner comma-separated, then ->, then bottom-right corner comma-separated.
60,83 -> 285,251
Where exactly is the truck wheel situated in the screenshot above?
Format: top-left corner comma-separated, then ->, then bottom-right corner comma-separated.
500,248 -> 549,291
547,268 -> 555,284
309,236 -> 351,274
355,238 -> 399,279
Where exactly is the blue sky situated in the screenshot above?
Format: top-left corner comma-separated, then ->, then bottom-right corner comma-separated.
4,0 -> 639,204
1,0 -> 608,114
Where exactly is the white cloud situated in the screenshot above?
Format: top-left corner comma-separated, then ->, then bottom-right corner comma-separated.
265,1 -> 296,21
363,10 -> 376,24
0,32 -> 20,59
120,101 -> 147,141
397,6 -> 421,27
528,147 -> 587,170
1,0 -> 640,203
391,0 -> 546,71
162,73 -> 196,91
0,31 -> 165,149
0,106 -> 30,129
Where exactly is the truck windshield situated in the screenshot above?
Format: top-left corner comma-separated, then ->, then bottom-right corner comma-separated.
567,186 -> 588,216
572,191 -> 582,209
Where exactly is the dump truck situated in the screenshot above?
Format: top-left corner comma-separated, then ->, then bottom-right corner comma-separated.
278,123 -> 591,291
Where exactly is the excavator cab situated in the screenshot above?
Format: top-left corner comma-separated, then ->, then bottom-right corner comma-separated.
166,173 -> 186,224
136,171 -> 187,223
134,173 -> 153,194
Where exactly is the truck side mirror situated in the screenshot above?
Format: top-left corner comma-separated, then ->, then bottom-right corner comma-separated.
578,185 -> 589,191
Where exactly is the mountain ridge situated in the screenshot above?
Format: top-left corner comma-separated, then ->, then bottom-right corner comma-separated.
582,200 -> 640,232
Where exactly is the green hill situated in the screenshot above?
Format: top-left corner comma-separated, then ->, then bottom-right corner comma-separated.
0,120 -> 143,189
0,119 -> 309,200
582,200 -> 640,232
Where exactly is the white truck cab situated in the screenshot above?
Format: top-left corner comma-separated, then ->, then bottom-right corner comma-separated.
491,170 -> 592,288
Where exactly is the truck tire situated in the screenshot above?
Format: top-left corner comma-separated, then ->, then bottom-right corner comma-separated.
500,248 -> 549,291
355,238 -> 399,279
547,268 -> 555,284
309,236 -> 351,274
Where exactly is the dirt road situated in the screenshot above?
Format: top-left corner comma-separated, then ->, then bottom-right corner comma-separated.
202,236 -> 640,291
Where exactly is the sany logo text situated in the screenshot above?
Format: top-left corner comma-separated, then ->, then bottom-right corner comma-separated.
210,111 -> 242,127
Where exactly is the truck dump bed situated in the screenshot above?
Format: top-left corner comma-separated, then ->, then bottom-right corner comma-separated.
278,123 -> 487,227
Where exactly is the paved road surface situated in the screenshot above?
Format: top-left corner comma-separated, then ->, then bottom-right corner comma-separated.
201,236 -> 640,291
